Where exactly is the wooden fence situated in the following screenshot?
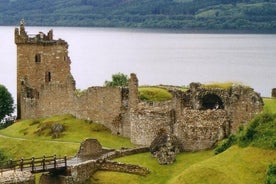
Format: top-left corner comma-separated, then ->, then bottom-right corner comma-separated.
0,155 -> 67,173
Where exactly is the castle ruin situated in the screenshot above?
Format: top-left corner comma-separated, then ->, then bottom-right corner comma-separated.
15,21 -> 263,151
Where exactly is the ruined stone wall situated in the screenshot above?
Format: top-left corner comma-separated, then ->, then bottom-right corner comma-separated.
129,84 -> 262,150
68,160 -> 98,183
175,109 -> 230,151
72,87 -> 124,133
183,84 -> 263,133
0,171 -> 35,184
224,85 -> 263,132
21,84 -> 128,134
21,81 -> 74,119
130,105 -> 231,151
98,160 -> 150,176
130,102 -> 175,145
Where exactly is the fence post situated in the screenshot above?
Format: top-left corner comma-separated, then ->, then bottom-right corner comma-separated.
9,159 -> 13,168
54,155 -> 57,169
42,155 -> 46,171
64,156 -> 67,167
20,158 -> 24,171
31,157 -> 34,172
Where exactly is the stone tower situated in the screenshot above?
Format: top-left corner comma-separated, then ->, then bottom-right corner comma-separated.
15,20 -> 74,119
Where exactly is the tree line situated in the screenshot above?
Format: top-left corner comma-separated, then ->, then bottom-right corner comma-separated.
0,0 -> 276,32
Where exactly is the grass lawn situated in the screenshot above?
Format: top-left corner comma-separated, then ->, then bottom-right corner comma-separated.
169,146 -> 276,184
93,149 -> 214,184
0,114 -> 134,152
263,97 -> 276,113
92,146 -> 276,184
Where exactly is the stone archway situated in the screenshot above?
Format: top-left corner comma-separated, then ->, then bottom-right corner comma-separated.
200,94 -> 224,110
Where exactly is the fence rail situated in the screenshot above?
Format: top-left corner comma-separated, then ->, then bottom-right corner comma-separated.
0,155 -> 67,173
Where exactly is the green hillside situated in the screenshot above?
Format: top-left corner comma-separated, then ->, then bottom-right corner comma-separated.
0,0 -> 276,32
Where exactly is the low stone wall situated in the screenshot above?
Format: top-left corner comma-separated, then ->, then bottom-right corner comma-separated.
98,160 -> 150,176
0,171 -> 35,184
68,160 -> 98,183
99,146 -> 149,160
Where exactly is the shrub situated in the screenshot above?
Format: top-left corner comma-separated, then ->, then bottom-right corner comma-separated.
214,134 -> 236,154
0,150 -> 7,166
266,164 -> 276,184
237,112 -> 276,149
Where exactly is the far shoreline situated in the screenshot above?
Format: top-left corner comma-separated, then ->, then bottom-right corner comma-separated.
1,24 -> 276,34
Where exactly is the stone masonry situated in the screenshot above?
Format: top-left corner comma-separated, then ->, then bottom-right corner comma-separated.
0,171 -> 35,184
15,22 -> 263,152
272,88 -> 276,98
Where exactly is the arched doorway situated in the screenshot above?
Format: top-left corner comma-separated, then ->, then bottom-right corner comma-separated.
200,94 -> 224,110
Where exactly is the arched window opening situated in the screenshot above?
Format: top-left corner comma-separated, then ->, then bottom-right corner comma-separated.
200,94 -> 224,110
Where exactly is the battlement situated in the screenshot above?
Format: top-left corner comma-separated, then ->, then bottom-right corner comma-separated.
14,20 -> 67,46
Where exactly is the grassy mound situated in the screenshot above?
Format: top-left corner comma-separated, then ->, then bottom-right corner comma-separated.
202,82 -> 243,89
0,114 -> 133,159
92,150 -> 214,184
264,98 -> 276,113
138,87 -> 173,102
169,146 -> 276,184
91,146 -> 276,184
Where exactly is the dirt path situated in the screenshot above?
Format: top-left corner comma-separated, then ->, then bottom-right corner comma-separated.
0,133 -> 80,145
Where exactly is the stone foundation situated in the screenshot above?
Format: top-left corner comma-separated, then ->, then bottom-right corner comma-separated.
0,171 -> 35,184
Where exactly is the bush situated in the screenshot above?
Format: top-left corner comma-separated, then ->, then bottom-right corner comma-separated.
0,150 -> 7,166
237,112 -> 276,149
214,134 -> 236,155
266,164 -> 276,184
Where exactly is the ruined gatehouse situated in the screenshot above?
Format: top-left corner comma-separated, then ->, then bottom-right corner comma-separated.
15,21 -> 263,151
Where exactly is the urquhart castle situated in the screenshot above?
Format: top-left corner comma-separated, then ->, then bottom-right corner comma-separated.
15,21 -> 263,151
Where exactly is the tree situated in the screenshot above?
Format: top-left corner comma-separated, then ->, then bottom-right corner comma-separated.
104,73 -> 129,87
0,84 -> 14,122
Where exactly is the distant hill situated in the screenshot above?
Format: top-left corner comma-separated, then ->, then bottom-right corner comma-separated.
1,0 -> 276,32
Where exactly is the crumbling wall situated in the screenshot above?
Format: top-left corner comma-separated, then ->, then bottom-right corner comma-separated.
130,102 -> 175,145
0,171 -> 35,184
72,86 -> 124,133
225,85 -> 263,132
129,83 -> 262,150
183,83 -> 263,133
175,109 -> 230,151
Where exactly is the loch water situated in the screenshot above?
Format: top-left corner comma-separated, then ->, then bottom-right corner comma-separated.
0,26 -> 275,99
